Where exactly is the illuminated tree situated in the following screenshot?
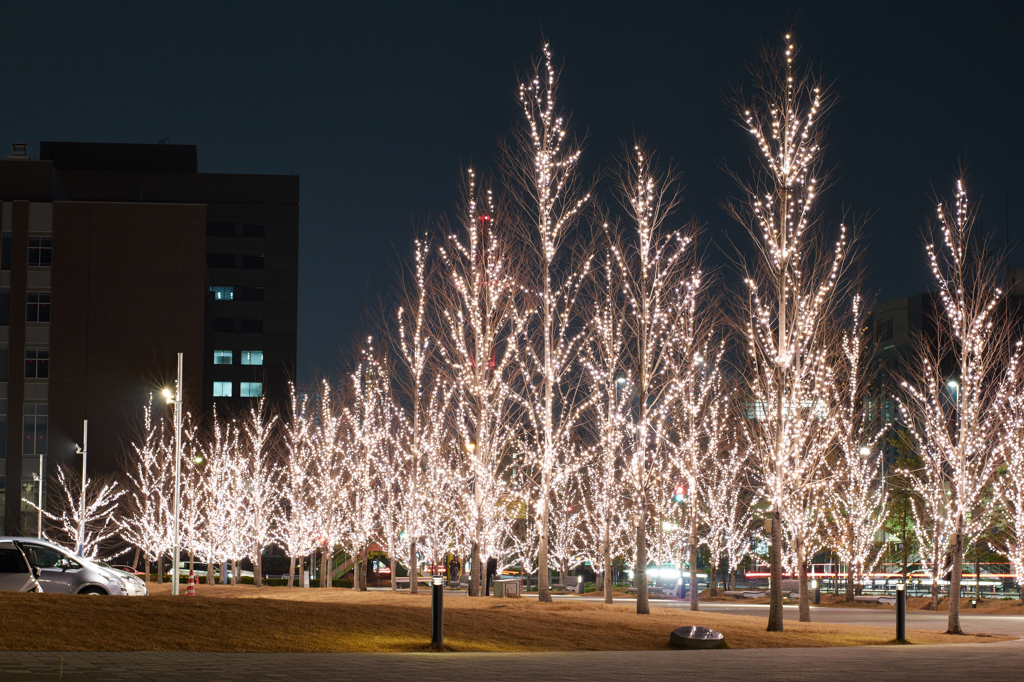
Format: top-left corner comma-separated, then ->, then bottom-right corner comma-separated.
240,400 -> 281,587
996,389 -> 1024,599
121,398 -> 175,582
279,387 -> 320,587
898,179 -> 1021,634
612,142 -> 708,614
827,295 -> 886,600
728,35 -> 851,630
507,44 -> 592,603
580,241 -> 630,603
438,170 -> 520,596
26,464 -> 124,561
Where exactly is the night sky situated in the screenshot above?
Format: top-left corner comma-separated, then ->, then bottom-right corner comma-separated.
2,2 -> 1022,383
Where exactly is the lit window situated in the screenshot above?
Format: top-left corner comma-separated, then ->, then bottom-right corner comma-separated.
240,350 -> 263,366
25,348 -> 48,379
210,286 -> 234,301
28,237 -> 52,267
214,350 -> 233,365
22,403 -> 47,456
240,382 -> 262,398
213,381 -> 232,397
26,292 -> 50,323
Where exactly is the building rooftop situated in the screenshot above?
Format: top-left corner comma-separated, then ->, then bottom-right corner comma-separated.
40,141 -> 198,173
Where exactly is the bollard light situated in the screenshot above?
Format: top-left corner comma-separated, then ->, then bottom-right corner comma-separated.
811,579 -> 820,605
971,598 -> 977,609
896,583 -> 906,642
431,575 -> 444,649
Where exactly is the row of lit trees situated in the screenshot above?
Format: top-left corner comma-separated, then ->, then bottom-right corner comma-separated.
30,34 -> 1024,639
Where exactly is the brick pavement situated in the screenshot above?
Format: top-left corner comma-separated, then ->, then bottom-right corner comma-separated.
1,642 -> 1022,682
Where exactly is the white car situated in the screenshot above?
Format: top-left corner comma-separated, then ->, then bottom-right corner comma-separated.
1,537 -> 146,596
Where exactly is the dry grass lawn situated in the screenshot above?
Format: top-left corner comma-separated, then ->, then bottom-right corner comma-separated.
0,585 -> 1012,653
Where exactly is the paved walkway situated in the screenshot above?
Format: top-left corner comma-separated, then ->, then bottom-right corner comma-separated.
1,643 -> 1023,681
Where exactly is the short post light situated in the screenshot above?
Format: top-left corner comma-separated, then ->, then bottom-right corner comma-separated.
431,575 -> 444,649
896,583 -> 906,642
812,579 -> 820,605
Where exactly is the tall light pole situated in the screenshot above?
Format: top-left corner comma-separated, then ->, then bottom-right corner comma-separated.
163,353 -> 184,596
75,421 -> 88,556
32,456 -> 43,539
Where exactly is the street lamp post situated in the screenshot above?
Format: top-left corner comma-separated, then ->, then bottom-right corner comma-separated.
163,353 -> 184,596
32,455 -> 42,539
75,421 -> 88,556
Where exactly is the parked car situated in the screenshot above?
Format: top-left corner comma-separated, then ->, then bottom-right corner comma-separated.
97,563 -> 150,596
109,564 -> 145,578
0,537 -> 145,596
175,562 -> 253,580
0,540 -> 43,592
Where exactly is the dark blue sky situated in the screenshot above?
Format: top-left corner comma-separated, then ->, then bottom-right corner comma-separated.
2,1 -> 1022,383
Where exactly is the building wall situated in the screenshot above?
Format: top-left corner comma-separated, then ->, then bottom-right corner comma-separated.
48,201 -> 207,481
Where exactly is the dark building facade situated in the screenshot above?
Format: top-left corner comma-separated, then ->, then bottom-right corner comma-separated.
0,142 -> 298,534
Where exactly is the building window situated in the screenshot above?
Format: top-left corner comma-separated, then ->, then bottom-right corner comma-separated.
26,293 -> 50,323
28,237 -> 52,267
207,253 -> 235,269
25,348 -> 48,379
240,382 -> 263,398
207,222 -> 235,237
237,286 -> 264,301
241,255 -> 265,269
214,350 -> 233,365
240,350 -> 263,366
877,318 -> 894,343
240,318 -> 263,333
1,233 -> 11,270
23,404 -> 47,456
241,223 -> 266,237
215,317 -> 235,333
213,381 -> 232,397
210,286 -> 234,301
0,288 -> 9,325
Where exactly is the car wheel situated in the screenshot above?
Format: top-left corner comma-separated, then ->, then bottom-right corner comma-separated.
79,587 -> 107,595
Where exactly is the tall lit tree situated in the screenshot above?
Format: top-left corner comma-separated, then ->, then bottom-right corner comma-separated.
439,170 -> 520,596
898,179 -> 1021,634
728,34 -> 851,630
827,295 -> 886,600
507,44 -> 591,602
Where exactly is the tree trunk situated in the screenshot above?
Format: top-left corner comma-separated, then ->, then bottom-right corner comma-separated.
132,547 -> 140,573
323,548 -> 331,588
157,555 -> 164,584
538,492 -> 552,602
709,560 -> 718,597
233,558 -> 240,586
797,537 -> 810,622
603,520 -> 613,604
145,556 -> 151,584
288,555 -> 296,588
767,507 -> 784,632
255,543 -> 262,588
360,549 -> 368,591
390,552 -> 397,592
636,511 -> 649,615
470,540 -> 480,597
410,540 -> 418,594
947,526 -> 964,634
846,567 -> 855,601
688,526 -> 698,611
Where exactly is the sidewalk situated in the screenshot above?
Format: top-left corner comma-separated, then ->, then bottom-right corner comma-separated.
2,642 -> 1022,682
